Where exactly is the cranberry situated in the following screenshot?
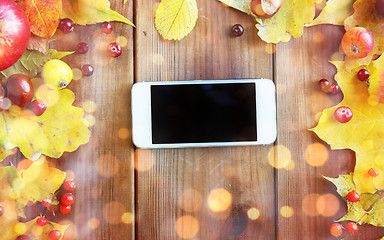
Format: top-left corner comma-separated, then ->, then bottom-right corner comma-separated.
357,69 -> 370,81
107,42 -> 122,57
319,79 -> 332,93
101,21 -> 113,34
231,24 -> 244,36
334,106 -> 353,123
76,42 -> 89,54
29,99 -> 47,116
81,64 -> 94,76
330,84 -> 341,94
58,18 -> 74,33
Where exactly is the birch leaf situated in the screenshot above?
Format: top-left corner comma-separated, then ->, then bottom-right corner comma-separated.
155,0 -> 198,40
308,0 -> 354,26
61,0 -> 134,26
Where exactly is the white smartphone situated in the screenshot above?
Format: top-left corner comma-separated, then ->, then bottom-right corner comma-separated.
131,79 -> 276,148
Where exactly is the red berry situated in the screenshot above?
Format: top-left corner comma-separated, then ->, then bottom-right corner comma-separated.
64,180 -> 76,191
0,203 -> 3,216
334,106 -> 353,123
368,168 -> 379,177
36,217 -> 47,226
81,64 -> 94,77
347,191 -> 360,202
101,21 -> 113,34
231,24 -> 244,37
76,42 -> 89,54
107,42 -> 122,57
29,99 -> 47,116
16,235 -> 31,240
58,18 -> 74,33
60,204 -> 71,214
61,193 -> 75,205
49,230 -> 62,240
330,223 -> 343,237
319,79 -> 332,93
346,222 -> 358,234
357,69 -> 370,81
42,199 -> 52,207
330,84 -> 341,94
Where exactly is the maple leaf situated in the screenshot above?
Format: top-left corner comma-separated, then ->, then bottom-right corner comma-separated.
0,80 -> 91,161
219,0 -> 322,43
0,49 -> 74,78
312,55 -> 384,194
61,0 -> 134,26
308,0 -> 354,26
154,0 -> 198,40
16,0 -> 62,39
326,174 -> 384,227
343,0 -> 384,71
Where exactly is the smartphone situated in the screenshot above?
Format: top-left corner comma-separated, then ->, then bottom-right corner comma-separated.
131,79 -> 276,148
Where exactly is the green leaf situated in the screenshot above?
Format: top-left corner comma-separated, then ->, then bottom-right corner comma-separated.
308,0 -> 354,26
61,0 -> 134,26
155,0 -> 198,40
0,49 -> 73,78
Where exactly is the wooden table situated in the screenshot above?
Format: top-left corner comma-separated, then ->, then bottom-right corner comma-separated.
5,0 -> 384,239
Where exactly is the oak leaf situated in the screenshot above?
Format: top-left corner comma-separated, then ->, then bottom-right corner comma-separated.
0,81 -> 91,161
16,0 -> 62,38
308,0 -> 354,26
312,55 -> 384,194
343,0 -> 384,71
0,49 -> 73,79
155,0 -> 198,40
61,0 -> 134,26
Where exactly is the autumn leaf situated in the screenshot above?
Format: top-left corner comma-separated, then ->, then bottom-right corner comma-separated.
308,0 -> 354,26
0,49 -> 73,79
61,0 -> 134,26
312,55 -> 384,194
326,174 -> 384,227
154,0 -> 198,40
0,81 -> 91,161
16,0 -> 62,38
0,147 -> 16,162
343,0 -> 384,71
0,172 -> 19,238
23,217 -> 69,240
27,34 -> 48,54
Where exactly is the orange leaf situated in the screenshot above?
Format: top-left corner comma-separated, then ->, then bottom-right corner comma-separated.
16,0 -> 62,39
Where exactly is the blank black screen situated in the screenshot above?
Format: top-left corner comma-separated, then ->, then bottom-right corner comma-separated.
151,83 -> 257,144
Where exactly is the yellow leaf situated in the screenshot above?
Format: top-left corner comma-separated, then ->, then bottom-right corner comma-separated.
11,157 -> 66,217
312,55 -> 384,194
219,0 -> 252,15
61,0 -> 134,26
155,0 -> 198,40
308,0 -> 354,26
343,0 -> 384,71
0,174 -> 19,239
0,147 -> 16,163
0,81 -> 91,161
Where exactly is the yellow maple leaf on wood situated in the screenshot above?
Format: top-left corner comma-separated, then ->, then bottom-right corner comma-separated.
155,0 -> 198,40
308,0 -> 354,26
312,55 -> 384,194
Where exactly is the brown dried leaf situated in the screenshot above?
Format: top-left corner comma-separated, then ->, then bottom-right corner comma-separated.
26,34 -> 48,54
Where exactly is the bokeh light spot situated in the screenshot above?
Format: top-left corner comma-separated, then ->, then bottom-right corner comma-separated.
59,220 -> 77,240
65,170 -> 75,180
31,224 -> 44,236
88,218 -> 100,229
175,216 -> 199,239
116,36 -> 129,47
153,53 -> 164,65
247,207 -> 260,220
97,155 -> 119,177
83,100 -> 97,113
178,189 -> 203,213
208,188 -> 232,212
134,149 -> 154,171
14,222 -> 27,235
280,206 -> 294,218
103,201 -> 126,224
265,43 -> 276,54
302,193 -> 320,216
0,97 -> 11,110
121,212 -> 135,224
118,128 -> 130,140
313,31 -> 325,44
316,193 -> 340,217
368,95 -> 380,106
305,143 -> 328,167
36,85 -> 59,107
268,145 -> 292,169
72,68 -> 83,81
84,115 -> 96,127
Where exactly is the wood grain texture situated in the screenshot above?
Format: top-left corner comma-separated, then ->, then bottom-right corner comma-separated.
134,0 -> 274,239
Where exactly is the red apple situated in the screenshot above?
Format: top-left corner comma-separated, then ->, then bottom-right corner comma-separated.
250,0 -> 282,18
341,27 -> 374,59
0,0 -> 30,71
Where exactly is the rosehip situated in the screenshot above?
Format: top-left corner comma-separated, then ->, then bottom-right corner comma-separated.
330,223 -> 343,237
36,217 -> 47,226
346,222 -> 358,234
61,193 -> 75,205
42,198 -> 52,207
368,168 -> 379,177
49,230 -> 62,240
60,204 -> 71,214
64,180 -> 76,191
334,106 -> 353,123
347,191 -> 360,202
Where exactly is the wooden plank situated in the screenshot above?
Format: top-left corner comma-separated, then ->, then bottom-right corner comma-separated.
134,0 -> 274,239
275,25 -> 384,239
3,1 -> 135,239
